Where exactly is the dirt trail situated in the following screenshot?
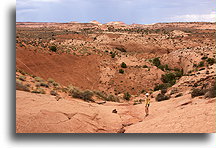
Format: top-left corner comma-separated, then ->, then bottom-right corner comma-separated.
16,90 -> 215,133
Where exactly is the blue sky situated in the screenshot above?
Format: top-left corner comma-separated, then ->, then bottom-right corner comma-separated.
16,0 -> 216,24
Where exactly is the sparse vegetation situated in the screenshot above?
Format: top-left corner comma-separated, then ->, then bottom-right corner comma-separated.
49,46 -> 57,52
16,80 -> 30,92
206,58 -> 215,65
111,52 -> 116,58
18,75 -> 26,81
198,61 -> 204,67
35,77 -> 44,82
119,69 -> 124,74
152,57 -> 161,67
107,95 -> 120,102
201,56 -> 208,60
69,87 -> 94,102
154,68 -> 183,91
31,88 -> 46,94
143,65 -> 148,68
121,62 -> 127,68
123,92 -> 131,101
47,78 -> 55,83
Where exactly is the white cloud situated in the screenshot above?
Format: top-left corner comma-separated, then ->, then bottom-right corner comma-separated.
168,11 -> 216,22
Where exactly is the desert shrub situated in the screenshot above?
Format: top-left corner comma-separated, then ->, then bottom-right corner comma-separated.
198,61 -> 204,67
174,68 -> 180,72
111,52 -> 116,58
164,64 -> 169,70
16,80 -> 30,92
191,88 -> 206,98
155,93 -> 170,102
121,62 -> 127,68
116,47 -> 126,52
70,88 -> 94,102
141,89 -> 146,93
143,65 -> 148,68
160,65 -> 167,71
18,75 -> 26,81
47,78 -> 55,83
152,57 -> 161,67
107,95 -> 120,102
94,91 -> 108,100
52,81 -> 59,87
49,46 -> 57,52
133,99 -> 142,105
161,73 -> 176,84
193,63 -> 197,67
40,82 -> 49,88
35,82 -> 41,87
35,77 -> 44,82
206,58 -> 215,65
123,92 -> 131,101
175,69 -> 183,78
119,69 -> 124,74
50,90 -> 58,96
201,56 -> 208,60
18,69 -> 27,75
31,88 -> 46,94
61,87 -> 69,93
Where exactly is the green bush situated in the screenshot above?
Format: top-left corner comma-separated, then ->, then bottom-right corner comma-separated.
161,73 -> 176,84
40,82 -> 49,88
121,62 -> 127,68
111,53 -> 116,58
198,61 -> 204,67
207,58 -> 215,65
201,56 -> 208,60
158,65 -> 165,71
152,57 -> 161,67
174,68 -> 180,72
175,69 -> 183,78
164,64 -> 169,70
123,92 -> 131,101
49,46 -> 57,52
143,65 -> 148,68
119,69 -> 124,74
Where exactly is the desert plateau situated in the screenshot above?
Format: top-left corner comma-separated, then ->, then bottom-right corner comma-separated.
16,21 -> 215,133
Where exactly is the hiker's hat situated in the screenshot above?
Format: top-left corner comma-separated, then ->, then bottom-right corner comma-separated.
145,93 -> 149,96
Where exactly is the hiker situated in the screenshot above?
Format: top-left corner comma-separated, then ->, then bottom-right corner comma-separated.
145,93 -> 150,117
